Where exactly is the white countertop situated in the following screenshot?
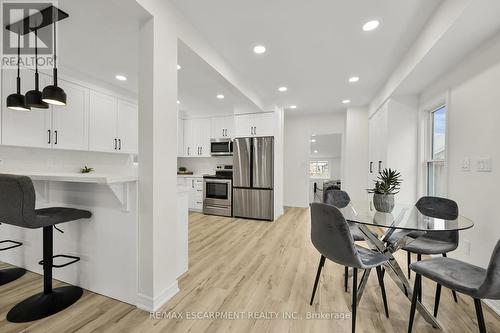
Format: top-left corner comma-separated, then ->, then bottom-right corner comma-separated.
1,171 -> 138,184
177,174 -> 205,178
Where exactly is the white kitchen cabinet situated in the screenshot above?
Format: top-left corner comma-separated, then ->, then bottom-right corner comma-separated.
89,90 -> 117,152
183,176 -> 203,211
367,98 -> 418,204
116,99 -> 138,154
183,118 -> 211,157
177,117 -> 184,157
2,69 -> 89,151
1,68 -> 51,148
212,116 -> 234,139
89,90 -> 138,154
51,79 -> 89,151
234,112 -> 274,137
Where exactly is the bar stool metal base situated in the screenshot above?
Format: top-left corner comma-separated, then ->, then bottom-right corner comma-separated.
7,286 -> 83,323
0,268 -> 26,286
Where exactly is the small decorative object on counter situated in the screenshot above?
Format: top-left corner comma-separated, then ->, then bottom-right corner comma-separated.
177,167 -> 193,175
81,166 -> 94,174
367,168 -> 402,213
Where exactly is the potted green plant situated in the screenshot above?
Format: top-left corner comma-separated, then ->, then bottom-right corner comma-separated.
367,168 -> 402,213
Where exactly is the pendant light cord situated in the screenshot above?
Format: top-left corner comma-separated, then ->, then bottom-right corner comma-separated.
34,28 -> 39,90
16,32 -> 21,94
53,14 -> 57,86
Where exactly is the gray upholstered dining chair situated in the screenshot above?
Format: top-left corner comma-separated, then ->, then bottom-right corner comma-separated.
323,189 -> 367,292
408,239 -> 500,333
309,203 -> 389,333
387,196 -> 459,306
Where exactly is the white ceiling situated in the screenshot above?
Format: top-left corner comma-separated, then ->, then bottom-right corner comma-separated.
54,0 -> 147,96
171,0 -> 442,114
178,41 -> 261,116
310,134 -> 342,158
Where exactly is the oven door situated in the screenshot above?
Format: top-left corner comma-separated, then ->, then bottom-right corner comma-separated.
203,179 -> 232,206
210,140 -> 233,156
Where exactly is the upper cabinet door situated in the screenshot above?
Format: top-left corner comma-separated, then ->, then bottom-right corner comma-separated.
253,113 -> 274,137
1,68 -> 51,148
177,117 -> 184,157
198,118 -> 212,157
116,99 -> 138,154
89,90 -> 117,152
234,114 -> 254,137
212,116 -> 234,138
51,79 -> 90,150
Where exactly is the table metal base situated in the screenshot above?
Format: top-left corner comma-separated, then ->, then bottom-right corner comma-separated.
356,224 -> 441,329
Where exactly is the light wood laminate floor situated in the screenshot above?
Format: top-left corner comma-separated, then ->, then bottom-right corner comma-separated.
0,207 -> 499,332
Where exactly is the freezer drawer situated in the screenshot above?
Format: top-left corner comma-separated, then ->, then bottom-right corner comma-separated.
233,188 -> 274,221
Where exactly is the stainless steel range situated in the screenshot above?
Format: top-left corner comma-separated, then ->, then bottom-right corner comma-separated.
203,166 -> 233,217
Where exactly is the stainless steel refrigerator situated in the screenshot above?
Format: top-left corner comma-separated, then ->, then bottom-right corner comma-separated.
233,137 -> 274,221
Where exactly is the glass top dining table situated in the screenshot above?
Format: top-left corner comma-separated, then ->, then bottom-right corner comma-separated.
335,200 -> 474,329
338,201 -> 474,232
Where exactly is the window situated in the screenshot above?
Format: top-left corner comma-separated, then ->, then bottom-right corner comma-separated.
309,160 -> 330,178
427,106 -> 447,196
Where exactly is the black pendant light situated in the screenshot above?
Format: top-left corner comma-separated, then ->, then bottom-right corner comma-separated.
6,33 -> 31,111
42,16 -> 66,106
25,28 -> 48,109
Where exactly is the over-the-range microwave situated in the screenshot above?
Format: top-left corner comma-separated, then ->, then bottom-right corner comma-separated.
210,138 -> 233,156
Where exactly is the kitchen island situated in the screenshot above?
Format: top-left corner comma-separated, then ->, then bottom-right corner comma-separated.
0,172 -> 189,306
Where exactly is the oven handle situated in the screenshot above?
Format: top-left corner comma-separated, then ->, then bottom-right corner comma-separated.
204,179 -> 232,184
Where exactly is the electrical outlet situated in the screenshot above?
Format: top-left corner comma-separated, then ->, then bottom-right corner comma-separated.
461,158 -> 471,171
0,159 -> 3,165
477,157 -> 492,172
463,239 -> 471,256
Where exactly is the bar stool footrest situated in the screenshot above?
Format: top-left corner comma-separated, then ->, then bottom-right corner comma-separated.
38,254 -> 80,268
0,240 -> 23,251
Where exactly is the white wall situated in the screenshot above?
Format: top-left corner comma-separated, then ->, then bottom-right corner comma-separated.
284,112 -> 345,207
420,32 -> 500,313
343,108 -> 369,202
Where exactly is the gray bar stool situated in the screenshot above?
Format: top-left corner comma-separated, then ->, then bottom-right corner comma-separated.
0,232 -> 26,285
0,174 -> 92,323
408,239 -> 500,333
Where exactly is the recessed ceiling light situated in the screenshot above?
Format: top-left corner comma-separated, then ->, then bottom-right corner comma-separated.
311,139 -> 316,143
362,20 -> 380,32
177,64 -> 181,70
289,105 -> 297,109
314,150 -> 318,154
177,100 -> 180,105
311,134 -> 316,137
217,94 -> 225,99
342,99 -> 351,104
278,86 -> 288,92
349,76 -> 360,83
115,75 -> 127,81
253,45 -> 266,54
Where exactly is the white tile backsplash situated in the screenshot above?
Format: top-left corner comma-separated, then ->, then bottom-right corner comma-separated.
177,157 -> 233,175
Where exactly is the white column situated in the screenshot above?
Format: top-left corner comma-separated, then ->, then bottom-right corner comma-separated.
137,10 -> 179,310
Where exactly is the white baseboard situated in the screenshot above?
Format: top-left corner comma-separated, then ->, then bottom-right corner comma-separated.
484,299 -> 500,316
137,281 -> 179,312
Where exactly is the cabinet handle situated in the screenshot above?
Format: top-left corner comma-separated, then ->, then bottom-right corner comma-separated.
54,130 -> 58,145
200,147 -> 202,155
369,162 -> 373,173
378,161 -> 382,173
192,180 -> 194,188
48,130 -> 51,144
251,127 -> 254,135
254,126 -> 257,135
114,138 -> 117,150
222,129 -> 224,137
187,147 -> 190,156
118,139 -> 122,150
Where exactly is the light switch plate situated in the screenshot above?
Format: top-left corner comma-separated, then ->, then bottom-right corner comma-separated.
461,158 -> 471,171
477,157 -> 492,172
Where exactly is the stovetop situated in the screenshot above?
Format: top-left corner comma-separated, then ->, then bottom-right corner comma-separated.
203,170 -> 233,180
